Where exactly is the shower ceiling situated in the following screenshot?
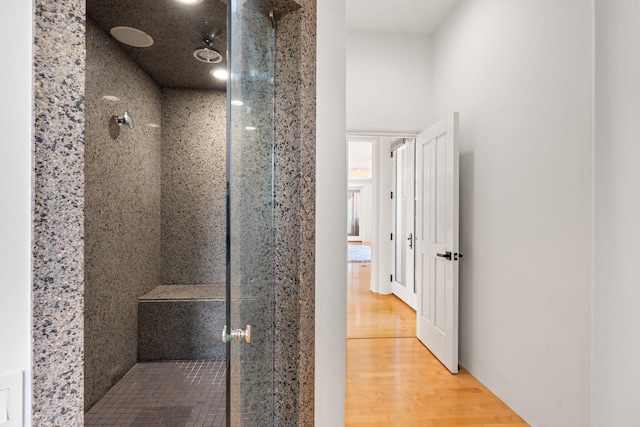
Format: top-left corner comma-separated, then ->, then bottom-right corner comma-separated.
88,0 -> 228,90
88,0 -> 300,91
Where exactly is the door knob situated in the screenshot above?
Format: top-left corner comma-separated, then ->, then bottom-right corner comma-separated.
222,325 -> 252,344
436,251 -> 452,260
407,233 -> 413,249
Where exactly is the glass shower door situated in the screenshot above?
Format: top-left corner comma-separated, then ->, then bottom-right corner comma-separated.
226,0 -> 276,425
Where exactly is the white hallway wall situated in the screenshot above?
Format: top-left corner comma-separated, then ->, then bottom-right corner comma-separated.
346,31 -> 432,133
431,1 -> 593,425
0,0 -> 33,426
593,0 -> 640,425
316,0 -> 347,425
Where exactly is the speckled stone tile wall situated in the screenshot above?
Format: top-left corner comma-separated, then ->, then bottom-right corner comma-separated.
138,299 -> 226,361
84,19 -> 162,410
32,0 -> 86,424
161,89 -> 227,285
274,11 -> 301,426
295,2 -> 317,425
274,0 -> 316,424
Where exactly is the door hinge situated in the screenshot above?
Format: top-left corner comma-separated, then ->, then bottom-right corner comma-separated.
390,274 -> 393,282
390,191 -> 393,199
390,233 -> 393,240
390,151 -> 394,158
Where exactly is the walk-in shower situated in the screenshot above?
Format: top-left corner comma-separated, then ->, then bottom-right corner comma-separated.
31,0 -> 315,422
82,0 -> 296,425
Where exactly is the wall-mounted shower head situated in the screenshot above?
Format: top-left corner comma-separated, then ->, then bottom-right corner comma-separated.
193,37 -> 223,63
115,111 -> 134,129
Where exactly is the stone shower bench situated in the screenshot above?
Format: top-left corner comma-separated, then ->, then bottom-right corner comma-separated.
138,284 -> 226,361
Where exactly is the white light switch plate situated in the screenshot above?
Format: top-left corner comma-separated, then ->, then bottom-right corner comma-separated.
0,372 -> 22,427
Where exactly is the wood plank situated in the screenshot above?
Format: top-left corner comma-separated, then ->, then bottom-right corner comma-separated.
347,262 -> 416,339
346,255 -> 529,426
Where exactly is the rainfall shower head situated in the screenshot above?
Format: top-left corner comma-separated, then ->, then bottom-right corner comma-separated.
193,37 -> 223,63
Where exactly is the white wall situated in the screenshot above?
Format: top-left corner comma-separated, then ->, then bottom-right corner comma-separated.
593,1 -> 640,425
346,31 -> 432,133
431,1 -> 593,425
370,138 -> 393,295
0,0 -> 32,425
316,0 -> 347,425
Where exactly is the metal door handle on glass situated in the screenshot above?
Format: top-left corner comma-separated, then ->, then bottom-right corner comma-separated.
222,325 -> 251,344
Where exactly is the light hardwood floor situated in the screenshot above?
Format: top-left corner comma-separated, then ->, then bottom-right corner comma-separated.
345,259 -> 529,426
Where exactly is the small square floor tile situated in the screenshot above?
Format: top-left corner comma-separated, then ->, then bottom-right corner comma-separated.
85,360 -> 226,427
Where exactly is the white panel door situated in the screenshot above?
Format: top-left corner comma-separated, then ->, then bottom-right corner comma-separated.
415,113 -> 460,373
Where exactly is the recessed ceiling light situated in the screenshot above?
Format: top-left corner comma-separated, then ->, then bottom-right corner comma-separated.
102,95 -> 119,102
176,0 -> 203,3
110,26 -> 154,48
231,100 -> 244,106
148,123 -> 160,128
245,126 -> 257,131
211,69 -> 228,80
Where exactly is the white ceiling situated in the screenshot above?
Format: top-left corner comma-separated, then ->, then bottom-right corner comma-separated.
346,0 -> 460,34
346,1 -> 460,175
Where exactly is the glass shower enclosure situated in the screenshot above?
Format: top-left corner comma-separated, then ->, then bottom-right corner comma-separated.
226,0 -> 276,425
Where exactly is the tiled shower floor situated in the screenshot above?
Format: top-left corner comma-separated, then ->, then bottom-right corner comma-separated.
85,360 -> 226,427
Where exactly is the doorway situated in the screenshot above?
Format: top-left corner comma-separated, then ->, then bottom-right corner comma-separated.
83,0 -> 278,424
347,134 -> 418,301
346,117 -> 461,374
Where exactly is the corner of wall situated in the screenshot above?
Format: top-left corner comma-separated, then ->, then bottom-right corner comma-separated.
316,0 -> 347,426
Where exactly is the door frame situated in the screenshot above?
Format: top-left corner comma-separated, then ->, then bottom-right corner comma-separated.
390,138 -> 417,309
347,133 -> 418,296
